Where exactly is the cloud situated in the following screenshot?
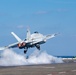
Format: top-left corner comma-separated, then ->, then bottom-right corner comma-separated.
54,9 -> 68,12
17,25 -> 24,29
34,9 -> 68,15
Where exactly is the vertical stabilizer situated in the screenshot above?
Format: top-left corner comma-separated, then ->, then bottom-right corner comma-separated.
26,28 -> 31,41
11,32 -> 22,42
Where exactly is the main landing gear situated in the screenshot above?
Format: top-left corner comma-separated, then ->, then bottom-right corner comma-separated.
24,47 -> 28,54
35,44 -> 40,50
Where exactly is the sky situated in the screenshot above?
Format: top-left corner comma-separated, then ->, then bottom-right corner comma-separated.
0,0 -> 76,56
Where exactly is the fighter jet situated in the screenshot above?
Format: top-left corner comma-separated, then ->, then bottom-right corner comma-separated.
0,28 -> 58,54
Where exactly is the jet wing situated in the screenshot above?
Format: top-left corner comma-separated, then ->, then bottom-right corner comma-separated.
0,47 -> 7,50
30,33 -> 59,45
0,40 -> 32,50
27,33 -> 59,45
0,42 -> 19,50
44,33 -> 59,40
7,42 -> 19,48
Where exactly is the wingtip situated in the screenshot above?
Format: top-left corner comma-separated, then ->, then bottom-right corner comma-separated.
55,33 -> 60,36
11,32 -> 14,34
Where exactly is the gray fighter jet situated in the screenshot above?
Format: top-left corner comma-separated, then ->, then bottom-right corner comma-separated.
0,28 -> 58,54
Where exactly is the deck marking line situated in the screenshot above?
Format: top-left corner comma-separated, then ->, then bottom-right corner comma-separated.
44,67 -> 55,69
71,70 -> 76,72
47,74 -> 52,75
59,71 -> 66,74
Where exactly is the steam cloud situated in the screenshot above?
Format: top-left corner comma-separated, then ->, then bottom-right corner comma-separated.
0,49 -> 63,66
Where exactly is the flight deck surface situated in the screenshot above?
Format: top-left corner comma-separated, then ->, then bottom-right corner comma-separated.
0,63 -> 76,75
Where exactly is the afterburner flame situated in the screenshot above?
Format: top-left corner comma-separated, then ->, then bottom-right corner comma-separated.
18,42 -> 26,48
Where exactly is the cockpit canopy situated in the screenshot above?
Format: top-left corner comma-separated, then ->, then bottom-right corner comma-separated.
34,31 -> 39,33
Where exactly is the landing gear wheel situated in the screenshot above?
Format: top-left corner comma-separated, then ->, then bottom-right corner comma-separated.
24,50 -> 27,54
35,44 -> 40,50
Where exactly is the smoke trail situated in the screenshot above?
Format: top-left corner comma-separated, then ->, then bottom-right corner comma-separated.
0,49 -> 63,66
0,49 -> 27,66
27,50 -> 63,64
